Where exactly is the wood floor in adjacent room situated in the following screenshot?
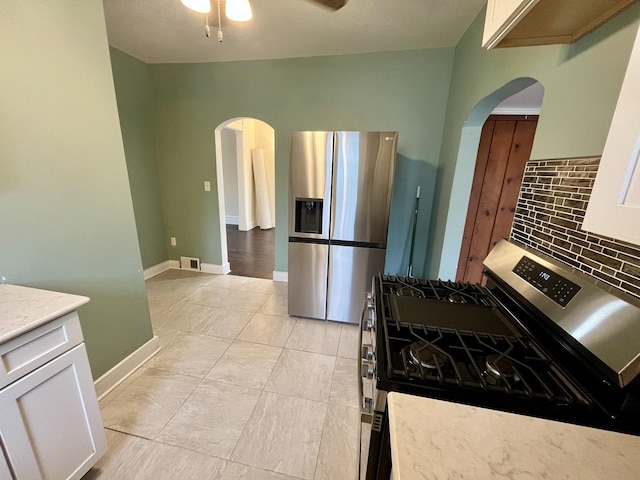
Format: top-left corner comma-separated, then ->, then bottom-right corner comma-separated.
226,225 -> 275,279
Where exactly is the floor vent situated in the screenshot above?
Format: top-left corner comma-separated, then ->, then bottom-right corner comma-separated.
179,256 -> 201,271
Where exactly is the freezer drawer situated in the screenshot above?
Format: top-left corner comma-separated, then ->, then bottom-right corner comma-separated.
327,245 -> 386,324
288,241 -> 329,320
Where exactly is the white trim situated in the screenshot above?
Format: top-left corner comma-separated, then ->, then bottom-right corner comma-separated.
273,271 -> 288,282
225,215 -> 240,225
214,127 -> 230,268
201,262 -> 231,274
143,260 -> 173,280
145,260 -> 229,276
94,336 -> 160,400
491,107 -> 540,115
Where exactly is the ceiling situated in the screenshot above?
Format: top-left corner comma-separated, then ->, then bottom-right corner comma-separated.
103,0 -> 486,64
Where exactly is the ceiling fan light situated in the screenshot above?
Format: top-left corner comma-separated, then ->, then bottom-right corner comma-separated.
180,0 -> 211,14
226,0 -> 252,22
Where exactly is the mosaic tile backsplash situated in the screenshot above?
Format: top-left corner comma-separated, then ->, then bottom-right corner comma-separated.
510,157 -> 640,300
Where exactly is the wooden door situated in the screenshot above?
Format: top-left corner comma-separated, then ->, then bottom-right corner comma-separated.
456,115 -> 538,284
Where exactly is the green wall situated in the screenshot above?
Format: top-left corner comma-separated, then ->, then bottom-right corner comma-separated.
149,49 -> 455,276
429,4 -> 640,279
0,0 -> 153,379
110,48 -> 168,270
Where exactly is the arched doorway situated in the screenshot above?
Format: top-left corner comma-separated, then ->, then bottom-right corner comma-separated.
214,117 -> 276,278
439,77 -> 544,280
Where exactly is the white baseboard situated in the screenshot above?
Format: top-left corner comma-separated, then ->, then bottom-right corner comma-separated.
225,215 -> 240,225
146,260 -> 229,277
273,271 -> 288,282
201,262 -> 231,275
94,336 -> 161,400
239,219 -> 258,231
143,260 -> 173,279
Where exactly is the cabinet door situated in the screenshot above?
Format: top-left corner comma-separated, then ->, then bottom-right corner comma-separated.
0,344 -> 107,480
583,26 -> 640,245
483,0 -> 540,48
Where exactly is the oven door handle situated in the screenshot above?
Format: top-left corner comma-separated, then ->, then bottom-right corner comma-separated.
359,297 -> 374,424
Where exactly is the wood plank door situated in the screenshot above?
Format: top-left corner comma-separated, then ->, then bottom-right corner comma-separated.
456,115 -> 538,284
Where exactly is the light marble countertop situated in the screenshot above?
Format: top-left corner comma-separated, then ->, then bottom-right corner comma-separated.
0,284 -> 89,344
388,392 -> 640,480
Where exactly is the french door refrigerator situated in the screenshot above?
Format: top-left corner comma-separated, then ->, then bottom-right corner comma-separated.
288,131 -> 398,324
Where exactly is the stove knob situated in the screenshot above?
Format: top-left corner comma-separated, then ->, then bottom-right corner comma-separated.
361,361 -> 375,379
362,397 -> 373,415
361,317 -> 374,332
366,293 -> 374,310
361,344 -> 376,361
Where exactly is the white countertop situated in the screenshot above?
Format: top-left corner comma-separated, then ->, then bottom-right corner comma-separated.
387,392 -> 640,480
0,284 -> 89,344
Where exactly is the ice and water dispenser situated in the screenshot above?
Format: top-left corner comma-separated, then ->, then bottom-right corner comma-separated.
294,198 -> 323,234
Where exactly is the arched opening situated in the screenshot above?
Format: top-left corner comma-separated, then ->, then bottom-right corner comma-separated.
439,77 -> 545,280
214,117 -> 276,279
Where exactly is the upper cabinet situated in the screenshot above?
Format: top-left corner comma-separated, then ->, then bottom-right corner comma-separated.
483,0 -> 638,49
583,25 -> 640,245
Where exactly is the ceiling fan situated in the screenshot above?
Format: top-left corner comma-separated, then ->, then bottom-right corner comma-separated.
181,0 -> 349,43
309,0 -> 348,10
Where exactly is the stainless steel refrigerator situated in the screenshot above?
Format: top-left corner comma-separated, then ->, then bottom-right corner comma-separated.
288,131 -> 398,324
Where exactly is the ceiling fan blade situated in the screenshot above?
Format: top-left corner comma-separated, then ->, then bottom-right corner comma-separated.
309,0 -> 348,11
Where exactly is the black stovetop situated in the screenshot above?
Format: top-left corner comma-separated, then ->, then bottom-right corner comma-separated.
373,275 -> 640,435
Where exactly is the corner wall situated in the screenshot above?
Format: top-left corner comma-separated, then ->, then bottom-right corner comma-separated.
110,48 -> 168,270
0,0 -> 154,378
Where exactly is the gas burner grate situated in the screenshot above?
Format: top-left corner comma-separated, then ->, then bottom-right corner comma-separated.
384,320 -> 579,405
381,275 -> 494,306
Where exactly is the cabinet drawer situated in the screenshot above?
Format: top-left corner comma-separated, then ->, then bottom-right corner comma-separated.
0,312 -> 84,389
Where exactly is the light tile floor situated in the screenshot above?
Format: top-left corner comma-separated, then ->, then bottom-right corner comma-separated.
86,270 -> 361,480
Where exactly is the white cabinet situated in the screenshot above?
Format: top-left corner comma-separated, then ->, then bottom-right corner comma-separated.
483,0 -> 539,49
483,0 -> 637,49
0,306 -> 107,479
583,25 -> 640,245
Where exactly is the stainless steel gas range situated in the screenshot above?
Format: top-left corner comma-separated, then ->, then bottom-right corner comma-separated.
359,239 -> 640,480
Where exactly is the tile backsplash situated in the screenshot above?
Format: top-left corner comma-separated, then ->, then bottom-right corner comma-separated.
510,157 -> 640,300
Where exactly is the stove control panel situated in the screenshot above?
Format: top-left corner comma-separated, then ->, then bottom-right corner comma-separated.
513,256 -> 581,307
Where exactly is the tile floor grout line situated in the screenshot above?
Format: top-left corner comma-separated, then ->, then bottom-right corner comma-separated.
261,341 -> 287,393
325,353 -> 340,403
226,388 -> 268,465
150,373 -> 208,443
222,457 -> 308,480
226,389 -> 328,480
150,431 -> 232,463
311,393 -> 331,480
109,428 -> 231,477
200,334 -> 235,381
